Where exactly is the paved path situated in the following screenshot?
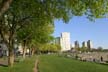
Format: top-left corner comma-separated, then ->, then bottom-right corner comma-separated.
33,57 -> 39,72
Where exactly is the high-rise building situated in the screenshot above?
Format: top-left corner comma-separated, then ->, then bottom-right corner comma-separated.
60,32 -> 71,51
87,40 -> 93,50
74,41 -> 80,51
54,37 -> 61,45
82,41 -> 87,48
74,41 -> 79,49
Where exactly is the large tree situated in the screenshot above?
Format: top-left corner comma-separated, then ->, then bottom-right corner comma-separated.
17,20 -> 54,58
0,0 -> 108,67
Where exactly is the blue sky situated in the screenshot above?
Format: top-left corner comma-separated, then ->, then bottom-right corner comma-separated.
53,16 -> 108,49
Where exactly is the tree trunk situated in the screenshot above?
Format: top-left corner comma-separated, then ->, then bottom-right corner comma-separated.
22,40 -> 26,59
8,47 -> 14,67
0,0 -> 13,17
23,46 -> 26,59
31,48 -> 35,56
8,38 -> 14,67
0,29 -> 15,67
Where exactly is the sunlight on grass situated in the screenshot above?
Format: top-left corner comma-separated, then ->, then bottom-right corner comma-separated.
39,55 -> 108,72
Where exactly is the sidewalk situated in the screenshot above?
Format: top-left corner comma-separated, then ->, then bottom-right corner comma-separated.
33,56 -> 39,72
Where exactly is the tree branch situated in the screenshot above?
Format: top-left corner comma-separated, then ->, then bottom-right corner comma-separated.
16,16 -> 32,31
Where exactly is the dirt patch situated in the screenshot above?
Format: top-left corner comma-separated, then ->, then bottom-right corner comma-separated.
33,58 -> 39,72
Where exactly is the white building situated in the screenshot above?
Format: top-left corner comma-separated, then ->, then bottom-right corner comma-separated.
60,32 -> 71,51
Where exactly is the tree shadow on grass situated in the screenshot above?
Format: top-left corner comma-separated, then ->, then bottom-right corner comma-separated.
99,62 -> 108,66
0,63 -> 8,67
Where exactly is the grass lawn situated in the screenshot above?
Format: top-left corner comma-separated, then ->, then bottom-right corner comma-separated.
39,54 -> 108,72
0,56 -> 36,72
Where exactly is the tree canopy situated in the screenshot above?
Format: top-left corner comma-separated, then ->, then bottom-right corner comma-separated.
0,0 -> 108,20
0,0 -> 108,67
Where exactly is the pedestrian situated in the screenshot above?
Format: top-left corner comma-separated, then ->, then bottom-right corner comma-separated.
100,56 -> 103,62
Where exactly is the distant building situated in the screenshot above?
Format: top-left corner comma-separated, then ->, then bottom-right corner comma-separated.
74,41 -> 79,49
82,41 -> 87,48
71,43 -> 74,48
54,37 -> 61,45
0,35 -> 23,56
87,40 -> 93,50
0,36 -> 8,56
60,32 -> 71,51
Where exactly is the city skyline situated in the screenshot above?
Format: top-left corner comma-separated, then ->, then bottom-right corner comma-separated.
53,16 -> 108,49
55,33 -> 93,49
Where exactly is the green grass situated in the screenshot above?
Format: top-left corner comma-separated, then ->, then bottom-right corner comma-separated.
0,56 -> 36,72
39,54 -> 108,72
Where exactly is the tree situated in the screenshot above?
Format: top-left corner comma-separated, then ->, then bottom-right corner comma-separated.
39,44 -> 61,53
55,44 -> 61,52
80,47 -> 88,52
0,0 -> 108,67
97,46 -> 103,52
17,21 -> 54,58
